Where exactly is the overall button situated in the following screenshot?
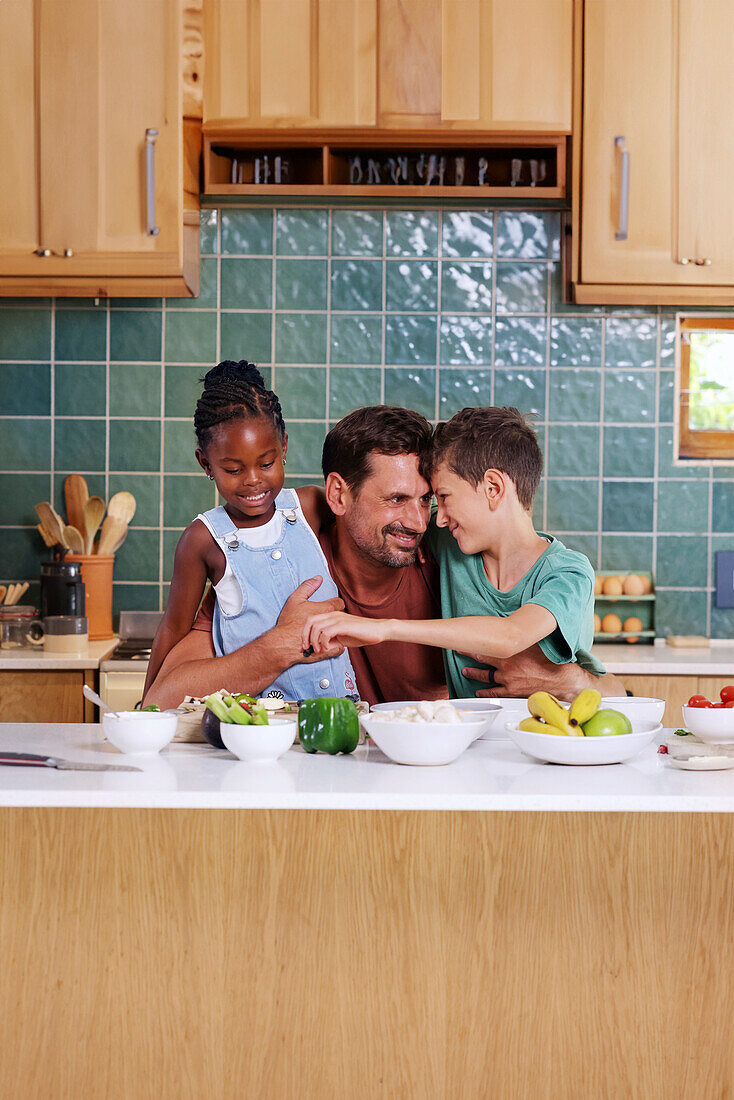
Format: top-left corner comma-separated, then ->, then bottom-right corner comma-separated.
319,678 -> 330,689
271,550 -> 282,560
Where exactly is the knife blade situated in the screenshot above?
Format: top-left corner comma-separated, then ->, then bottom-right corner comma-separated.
0,752 -> 142,772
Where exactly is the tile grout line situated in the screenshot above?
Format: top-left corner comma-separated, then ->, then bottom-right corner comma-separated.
434,209 -> 443,421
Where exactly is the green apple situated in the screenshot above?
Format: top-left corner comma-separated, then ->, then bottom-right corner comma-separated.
581,708 -> 632,737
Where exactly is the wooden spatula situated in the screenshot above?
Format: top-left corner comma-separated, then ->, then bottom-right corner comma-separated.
37,523 -> 57,548
64,475 -> 89,532
107,491 -> 136,525
83,496 -> 106,554
35,502 -> 65,547
63,525 -> 85,555
97,515 -> 128,555
0,586 -> 6,605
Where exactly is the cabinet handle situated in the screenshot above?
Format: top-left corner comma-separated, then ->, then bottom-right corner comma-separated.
145,128 -> 160,237
35,248 -> 51,257
694,258 -> 712,265
614,136 -> 629,241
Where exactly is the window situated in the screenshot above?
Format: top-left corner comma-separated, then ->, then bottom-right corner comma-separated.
677,317 -> 734,460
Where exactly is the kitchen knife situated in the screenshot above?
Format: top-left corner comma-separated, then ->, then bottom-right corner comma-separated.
0,751 -> 142,772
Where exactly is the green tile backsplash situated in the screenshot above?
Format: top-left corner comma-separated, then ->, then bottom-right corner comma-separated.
1,205 -> 733,637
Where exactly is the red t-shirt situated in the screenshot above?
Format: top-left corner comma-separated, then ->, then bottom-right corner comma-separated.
193,528 -> 447,706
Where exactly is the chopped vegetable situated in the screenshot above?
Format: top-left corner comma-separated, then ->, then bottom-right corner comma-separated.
204,693 -> 269,725
141,704 -> 161,712
673,728 -> 692,737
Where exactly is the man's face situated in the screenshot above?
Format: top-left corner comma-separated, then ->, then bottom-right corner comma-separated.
342,452 -> 432,568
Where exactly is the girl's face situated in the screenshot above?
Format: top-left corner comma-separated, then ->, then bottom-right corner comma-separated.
196,417 -> 287,526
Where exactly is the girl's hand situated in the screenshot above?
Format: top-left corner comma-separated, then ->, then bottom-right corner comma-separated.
302,612 -> 390,654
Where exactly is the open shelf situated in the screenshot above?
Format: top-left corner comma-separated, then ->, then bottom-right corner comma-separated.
203,128 -> 567,200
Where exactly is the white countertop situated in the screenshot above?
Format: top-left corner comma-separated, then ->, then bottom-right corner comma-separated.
593,641 -> 734,675
0,638 -> 117,670
2,723 -> 734,811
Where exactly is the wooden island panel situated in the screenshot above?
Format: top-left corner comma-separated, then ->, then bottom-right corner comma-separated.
0,809 -> 733,1097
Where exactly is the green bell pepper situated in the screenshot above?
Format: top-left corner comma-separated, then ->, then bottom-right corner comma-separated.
298,697 -> 359,755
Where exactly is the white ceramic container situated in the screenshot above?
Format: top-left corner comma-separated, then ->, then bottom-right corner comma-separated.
219,718 -> 297,763
681,705 -> 734,745
360,711 -> 487,766
601,696 -> 665,725
505,719 -> 662,766
369,700 -> 500,741
102,710 -> 178,755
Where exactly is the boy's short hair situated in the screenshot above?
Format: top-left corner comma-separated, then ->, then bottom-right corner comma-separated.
323,405 -> 433,493
430,406 -> 542,510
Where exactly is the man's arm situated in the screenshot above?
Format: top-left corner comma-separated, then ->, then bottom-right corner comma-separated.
461,644 -> 627,702
144,576 -> 344,710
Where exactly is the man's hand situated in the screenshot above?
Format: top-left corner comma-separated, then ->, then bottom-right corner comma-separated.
277,576 -> 346,663
461,644 -> 625,702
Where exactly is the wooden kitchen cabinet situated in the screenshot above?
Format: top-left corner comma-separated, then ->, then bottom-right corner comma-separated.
573,0 -> 734,304
203,0 -> 572,132
0,0 -> 199,298
0,670 -> 96,723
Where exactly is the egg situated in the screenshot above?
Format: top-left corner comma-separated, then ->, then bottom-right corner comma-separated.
623,574 -> 646,596
603,577 -> 624,596
594,613 -> 602,633
624,616 -> 643,643
639,575 -> 653,594
601,613 -> 623,634
594,575 -> 604,596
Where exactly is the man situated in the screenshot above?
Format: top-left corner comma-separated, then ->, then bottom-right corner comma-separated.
145,407 -> 625,709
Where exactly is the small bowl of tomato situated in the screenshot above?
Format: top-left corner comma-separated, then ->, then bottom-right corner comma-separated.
683,686 -> 734,744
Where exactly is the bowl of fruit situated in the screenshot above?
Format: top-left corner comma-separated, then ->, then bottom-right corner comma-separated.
682,686 -> 734,744
505,690 -> 662,765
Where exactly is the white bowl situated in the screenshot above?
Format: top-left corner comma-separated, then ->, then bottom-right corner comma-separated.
505,719 -> 662,766
450,697 -> 529,739
601,696 -> 665,725
102,710 -> 178,755
219,718 -> 297,763
369,700 -> 500,741
681,705 -> 734,745
360,711 -> 486,766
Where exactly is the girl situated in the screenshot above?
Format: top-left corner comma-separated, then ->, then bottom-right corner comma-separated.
143,360 -> 358,702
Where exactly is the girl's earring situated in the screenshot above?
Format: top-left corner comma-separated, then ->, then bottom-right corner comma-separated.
207,474 -> 214,481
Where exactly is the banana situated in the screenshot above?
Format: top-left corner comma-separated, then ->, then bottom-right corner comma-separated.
527,691 -> 579,736
519,716 -> 569,736
568,688 -> 602,728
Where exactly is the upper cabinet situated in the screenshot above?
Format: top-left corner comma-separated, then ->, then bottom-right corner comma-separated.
203,0 -> 572,132
0,0 -> 199,297
573,0 -> 734,304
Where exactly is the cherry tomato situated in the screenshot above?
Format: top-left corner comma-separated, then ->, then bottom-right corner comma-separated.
719,685 -> 734,704
725,701 -> 734,709
687,694 -> 712,708
712,702 -> 725,708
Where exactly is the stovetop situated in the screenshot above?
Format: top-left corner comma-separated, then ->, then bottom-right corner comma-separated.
108,639 -> 152,660
103,610 -> 163,665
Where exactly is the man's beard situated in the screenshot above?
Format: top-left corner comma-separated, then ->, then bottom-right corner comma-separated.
356,522 -> 421,569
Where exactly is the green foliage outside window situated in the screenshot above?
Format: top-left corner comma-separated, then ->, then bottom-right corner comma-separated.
688,331 -> 734,431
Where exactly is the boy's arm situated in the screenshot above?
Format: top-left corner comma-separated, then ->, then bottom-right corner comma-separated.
302,603 -> 556,660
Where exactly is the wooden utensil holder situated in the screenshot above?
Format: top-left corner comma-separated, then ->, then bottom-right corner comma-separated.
65,554 -> 114,639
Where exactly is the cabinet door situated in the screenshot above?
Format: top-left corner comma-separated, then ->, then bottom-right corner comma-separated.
580,0 -> 683,285
0,0 -> 40,259
439,0 -> 571,130
676,0 -> 734,282
0,0 -> 182,279
0,671 -> 86,722
204,0 -> 377,126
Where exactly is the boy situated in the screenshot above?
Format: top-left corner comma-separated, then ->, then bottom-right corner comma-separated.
301,406 -> 605,696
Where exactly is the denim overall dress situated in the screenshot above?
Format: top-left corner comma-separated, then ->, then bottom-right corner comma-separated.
199,490 -> 359,701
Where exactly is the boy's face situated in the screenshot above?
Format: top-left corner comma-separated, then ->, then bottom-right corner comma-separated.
432,462 -> 490,555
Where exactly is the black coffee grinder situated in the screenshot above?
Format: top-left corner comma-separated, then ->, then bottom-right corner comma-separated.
40,560 -> 86,619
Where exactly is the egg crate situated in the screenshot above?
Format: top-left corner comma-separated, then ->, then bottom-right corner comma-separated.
593,571 -> 655,643
593,570 -> 655,601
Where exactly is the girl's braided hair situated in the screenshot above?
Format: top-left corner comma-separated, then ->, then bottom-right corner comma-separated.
194,360 -> 286,450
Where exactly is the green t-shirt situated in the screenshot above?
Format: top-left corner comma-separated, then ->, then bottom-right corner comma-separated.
424,521 -> 606,698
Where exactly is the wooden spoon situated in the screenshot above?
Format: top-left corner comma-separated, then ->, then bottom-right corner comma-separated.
107,491 -> 136,526
83,496 -> 106,554
0,586 -> 6,605
37,523 -> 57,548
35,502 -> 65,547
64,474 -> 89,532
97,515 -> 128,555
6,582 -> 29,606
63,525 -> 85,555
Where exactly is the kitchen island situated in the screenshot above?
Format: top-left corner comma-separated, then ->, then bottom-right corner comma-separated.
1,724 -> 733,1097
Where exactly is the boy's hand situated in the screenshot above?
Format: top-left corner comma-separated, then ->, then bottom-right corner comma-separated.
302,612 -> 390,654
